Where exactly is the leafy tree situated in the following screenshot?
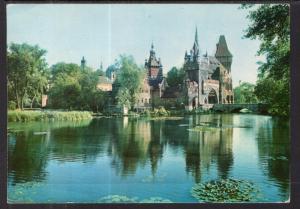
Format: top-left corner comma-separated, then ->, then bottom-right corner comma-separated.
113,55 -> 145,109
49,62 -> 108,112
242,4 -> 290,116
234,82 -> 258,103
166,67 -> 185,87
7,43 -> 49,109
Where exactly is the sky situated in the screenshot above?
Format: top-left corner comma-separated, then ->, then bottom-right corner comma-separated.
7,4 -> 265,87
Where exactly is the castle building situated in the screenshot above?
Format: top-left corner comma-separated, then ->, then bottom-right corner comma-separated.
184,29 -> 234,110
145,43 -> 164,87
143,43 -> 167,109
106,29 -> 234,112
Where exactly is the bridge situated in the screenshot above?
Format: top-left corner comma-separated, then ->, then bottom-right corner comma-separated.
211,103 -> 269,113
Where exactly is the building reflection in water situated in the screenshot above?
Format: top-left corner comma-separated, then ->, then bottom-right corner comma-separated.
184,114 -> 234,183
8,114 -> 289,200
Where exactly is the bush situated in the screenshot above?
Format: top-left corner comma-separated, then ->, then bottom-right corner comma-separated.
8,110 -> 93,122
8,101 -> 17,110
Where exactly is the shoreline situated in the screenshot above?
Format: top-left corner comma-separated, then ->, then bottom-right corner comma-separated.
7,109 -> 279,123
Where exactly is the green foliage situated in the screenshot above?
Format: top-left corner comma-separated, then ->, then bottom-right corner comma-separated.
8,101 -> 17,110
166,66 -> 185,87
255,77 -> 289,116
113,55 -> 145,109
191,178 -> 260,202
242,4 -> 290,116
95,68 -> 105,76
8,110 -> 92,122
48,62 -> 108,112
7,43 -> 49,110
234,82 -> 258,103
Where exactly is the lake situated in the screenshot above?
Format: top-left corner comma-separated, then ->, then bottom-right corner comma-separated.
7,114 -> 290,203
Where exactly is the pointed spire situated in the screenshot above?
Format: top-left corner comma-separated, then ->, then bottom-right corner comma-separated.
192,27 -> 200,61
150,42 -> 155,56
215,35 -> 232,57
81,56 -> 86,70
195,27 -> 198,45
215,35 -> 233,71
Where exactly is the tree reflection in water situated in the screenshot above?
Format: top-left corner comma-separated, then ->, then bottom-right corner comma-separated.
8,114 -> 290,202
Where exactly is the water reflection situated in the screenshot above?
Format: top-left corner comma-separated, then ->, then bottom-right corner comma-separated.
7,114 -> 290,202
184,115 -> 233,182
256,117 -> 290,200
8,132 -> 49,185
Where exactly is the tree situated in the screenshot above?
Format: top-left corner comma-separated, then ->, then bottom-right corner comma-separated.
234,82 -> 258,103
48,62 -> 108,112
166,67 -> 185,88
113,55 -> 145,110
242,4 -> 290,116
7,43 -> 49,109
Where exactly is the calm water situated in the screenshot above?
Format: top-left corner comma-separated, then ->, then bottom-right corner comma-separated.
7,114 -> 290,203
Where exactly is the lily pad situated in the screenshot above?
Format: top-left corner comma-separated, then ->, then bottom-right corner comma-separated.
140,197 -> 172,203
97,195 -> 138,203
191,178 -> 261,202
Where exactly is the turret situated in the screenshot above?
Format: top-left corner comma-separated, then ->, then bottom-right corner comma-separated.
81,56 -> 86,70
215,35 -> 233,72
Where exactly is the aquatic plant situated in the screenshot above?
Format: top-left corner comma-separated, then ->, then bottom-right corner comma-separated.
8,182 -> 43,203
148,116 -> 183,121
97,195 -> 172,203
97,195 -> 138,203
140,197 -> 172,203
191,178 -> 260,202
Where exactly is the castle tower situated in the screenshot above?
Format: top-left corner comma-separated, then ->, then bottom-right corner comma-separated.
145,43 -> 163,85
215,35 -> 233,72
192,27 -> 200,61
81,56 -> 86,70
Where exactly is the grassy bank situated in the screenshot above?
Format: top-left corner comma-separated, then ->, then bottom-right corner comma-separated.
8,110 -> 93,122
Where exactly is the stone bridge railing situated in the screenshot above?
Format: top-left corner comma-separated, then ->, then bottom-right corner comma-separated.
212,103 -> 268,113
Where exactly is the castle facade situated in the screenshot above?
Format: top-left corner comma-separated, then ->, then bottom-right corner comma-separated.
102,28 -> 234,111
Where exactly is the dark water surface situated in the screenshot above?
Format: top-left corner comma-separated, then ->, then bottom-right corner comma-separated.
7,114 -> 290,203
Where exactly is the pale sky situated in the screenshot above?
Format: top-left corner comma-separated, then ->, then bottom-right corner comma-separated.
7,4 -> 265,87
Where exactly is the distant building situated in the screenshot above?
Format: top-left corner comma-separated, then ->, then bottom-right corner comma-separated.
97,76 -> 113,91
81,56 -> 86,70
145,43 -> 164,87
106,65 -> 118,82
134,77 -> 151,110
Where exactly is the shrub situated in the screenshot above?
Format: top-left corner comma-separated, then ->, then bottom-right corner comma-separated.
8,101 -> 17,110
8,110 -> 93,122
